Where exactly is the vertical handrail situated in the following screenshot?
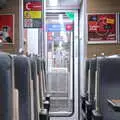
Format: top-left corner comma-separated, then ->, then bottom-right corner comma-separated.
19,0 -> 24,51
35,56 -> 41,114
95,57 -> 101,113
95,70 -> 99,112
88,68 -> 91,102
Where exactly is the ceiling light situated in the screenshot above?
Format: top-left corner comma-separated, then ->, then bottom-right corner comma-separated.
49,0 -> 58,6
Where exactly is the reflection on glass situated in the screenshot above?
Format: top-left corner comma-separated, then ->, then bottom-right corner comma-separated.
46,13 -> 73,115
48,31 -> 70,70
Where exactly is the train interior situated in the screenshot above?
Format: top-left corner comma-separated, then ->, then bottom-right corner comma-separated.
0,0 -> 120,120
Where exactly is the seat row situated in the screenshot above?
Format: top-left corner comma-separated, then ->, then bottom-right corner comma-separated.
0,52 -> 50,120
81,55 -> 120,120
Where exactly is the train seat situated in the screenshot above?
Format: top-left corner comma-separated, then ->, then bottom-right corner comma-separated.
85,58 -> 96,120
92,57 -> 120,120
14,55 -> 34,120
0,52 -> 14,120
81,59 -> 90,112
81,59 -> 91,119
30,56 -> 40,120
37,57 -> 49,120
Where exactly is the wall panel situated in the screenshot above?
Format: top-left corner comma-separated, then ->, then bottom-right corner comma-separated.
87,0 -> 120,57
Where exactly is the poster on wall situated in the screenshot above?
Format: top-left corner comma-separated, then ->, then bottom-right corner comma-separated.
24,0 -> 42,28
88,14 -> 117,44
0,14 -> 14,44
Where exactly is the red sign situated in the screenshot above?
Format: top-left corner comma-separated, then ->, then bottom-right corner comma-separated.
0,14 -> 14,44
47,32 -> 52,36
47,32 -> 52,41
24,2 -> 42,11
66,24 -> 73,31
88,14 -> 116,43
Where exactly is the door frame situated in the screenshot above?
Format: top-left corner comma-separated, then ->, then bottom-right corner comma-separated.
44,10 -> 79,118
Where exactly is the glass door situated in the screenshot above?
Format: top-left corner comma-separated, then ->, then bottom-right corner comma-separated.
45,10 -> 76,116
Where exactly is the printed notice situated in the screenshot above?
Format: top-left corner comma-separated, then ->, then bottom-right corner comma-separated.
23,0 -> 42,28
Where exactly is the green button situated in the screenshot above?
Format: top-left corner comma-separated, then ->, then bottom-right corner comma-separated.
65,12 -> 74,21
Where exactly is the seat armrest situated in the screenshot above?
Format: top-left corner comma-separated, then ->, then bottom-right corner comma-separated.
39,109 -> 49,120
43,101 -> 50,112
46,94 -> 51,102
13,89 -> 19,120
81,95 -> 88,112
85,101 -> 93,120
92,110 -> 103,120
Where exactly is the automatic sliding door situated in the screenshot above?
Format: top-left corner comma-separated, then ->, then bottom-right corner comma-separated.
46,11 -> 75,116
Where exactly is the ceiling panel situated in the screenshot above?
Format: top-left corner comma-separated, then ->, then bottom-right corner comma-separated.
46,0 -> 81,9
46,13 -> 73,23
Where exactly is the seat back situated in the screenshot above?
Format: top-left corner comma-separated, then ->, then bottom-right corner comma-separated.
37,57 -> 44,109
96,57 -> 120,120
14,55 -> 33,120
0,52 -> 14,120
30,56 -> 40,120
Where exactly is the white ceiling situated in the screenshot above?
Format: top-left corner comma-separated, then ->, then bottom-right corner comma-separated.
47,0 -> 81,9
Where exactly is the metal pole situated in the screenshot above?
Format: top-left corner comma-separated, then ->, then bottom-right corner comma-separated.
79,0 -> 88,119
78,7 -> 81,120
38,29 -> 42,57
42,0 -> 47,60
19,0 -> 24,51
